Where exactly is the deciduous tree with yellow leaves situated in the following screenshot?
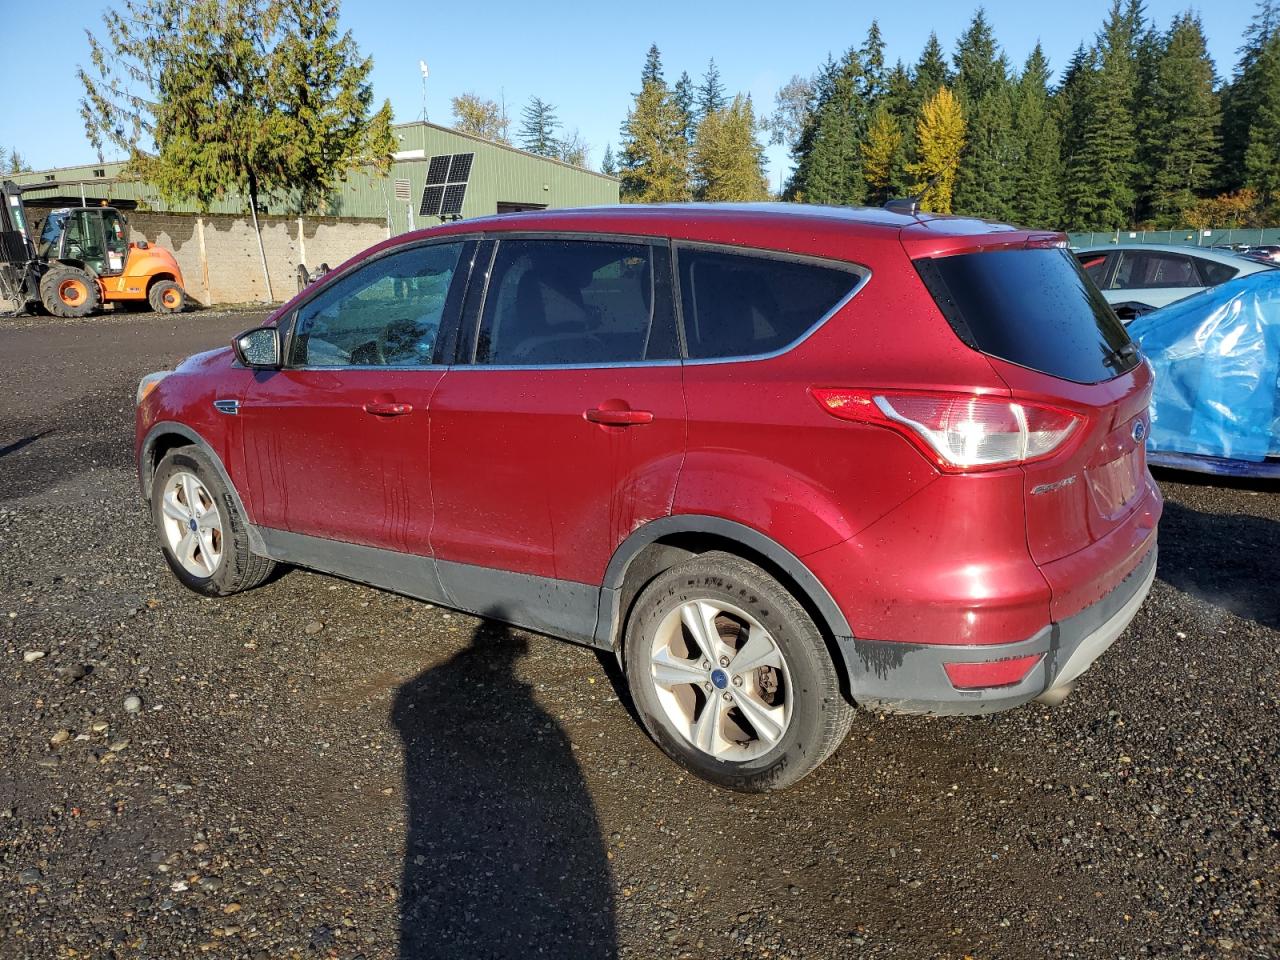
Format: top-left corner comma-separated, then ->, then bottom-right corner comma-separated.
905,86 -> 966,213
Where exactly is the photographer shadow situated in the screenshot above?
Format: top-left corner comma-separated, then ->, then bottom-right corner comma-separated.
391,616 -> 618,959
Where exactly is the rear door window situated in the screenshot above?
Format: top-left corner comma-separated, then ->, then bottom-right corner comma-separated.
915,247 -> 1138,385
1114,251 -> 1201,289
473,238 -> 676,365
676,245 -> 863,360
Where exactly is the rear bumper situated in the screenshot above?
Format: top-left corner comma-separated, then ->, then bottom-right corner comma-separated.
842,543 -> 1157,715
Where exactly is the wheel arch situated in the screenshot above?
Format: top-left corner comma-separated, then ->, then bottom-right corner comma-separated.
139,422 -> 263,552
145,272 -> 178,293
598,516 -> 856,699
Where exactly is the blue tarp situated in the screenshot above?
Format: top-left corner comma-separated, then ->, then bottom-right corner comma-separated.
1128,270 -> 1280,469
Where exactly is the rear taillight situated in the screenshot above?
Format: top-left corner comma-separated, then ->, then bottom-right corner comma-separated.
810,388 -> 1084,472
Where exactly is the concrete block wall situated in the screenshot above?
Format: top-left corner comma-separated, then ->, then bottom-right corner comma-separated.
126,212 -> 387,306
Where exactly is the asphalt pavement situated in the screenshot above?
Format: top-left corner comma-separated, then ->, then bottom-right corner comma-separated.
1,309 -> 1276,959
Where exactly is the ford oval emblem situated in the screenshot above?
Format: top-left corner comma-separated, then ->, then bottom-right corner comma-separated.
1132,420 -> 1147,443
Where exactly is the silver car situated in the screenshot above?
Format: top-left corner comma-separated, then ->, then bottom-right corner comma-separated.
1075,243 -> 1274,320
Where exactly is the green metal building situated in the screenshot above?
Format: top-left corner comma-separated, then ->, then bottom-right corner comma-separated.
9,120 -> 620,233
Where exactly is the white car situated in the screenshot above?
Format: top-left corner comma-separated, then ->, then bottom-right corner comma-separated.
1075,243 -> 1274,321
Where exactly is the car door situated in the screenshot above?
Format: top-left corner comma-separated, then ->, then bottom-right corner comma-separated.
428,235 -> 685,637
237,238 -> 473,555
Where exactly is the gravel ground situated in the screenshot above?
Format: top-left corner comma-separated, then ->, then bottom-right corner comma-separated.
1,310 -> 1277,960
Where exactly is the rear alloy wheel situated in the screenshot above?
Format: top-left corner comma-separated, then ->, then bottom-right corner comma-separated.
149,280 -> 186,314
39,264 -> 101,318
623,551 -> 853,792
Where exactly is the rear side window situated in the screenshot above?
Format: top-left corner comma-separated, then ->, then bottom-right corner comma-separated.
916,247 -> 1137,384
475,238 -> 676,365
676,246 -> 861,360
1196,258 -> 1238,286
1114,251 -> 1200,289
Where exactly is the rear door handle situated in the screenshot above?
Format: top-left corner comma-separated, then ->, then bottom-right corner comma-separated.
584,408 -> 654,426
363,402 -> 413,417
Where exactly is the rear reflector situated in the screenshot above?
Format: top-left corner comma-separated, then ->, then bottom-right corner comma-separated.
944,654 -> 1044,690
810,388 -> 1083,472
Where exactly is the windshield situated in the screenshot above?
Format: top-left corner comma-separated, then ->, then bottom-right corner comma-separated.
916,247 -> 1139,384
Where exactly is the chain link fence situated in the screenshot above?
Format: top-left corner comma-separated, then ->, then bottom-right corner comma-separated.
1067,227 -> 1280,248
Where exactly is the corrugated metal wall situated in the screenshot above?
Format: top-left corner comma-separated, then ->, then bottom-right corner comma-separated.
9,122 -> 619,233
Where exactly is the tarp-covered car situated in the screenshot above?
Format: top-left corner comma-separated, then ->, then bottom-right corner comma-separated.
1128,271 -> 1280,478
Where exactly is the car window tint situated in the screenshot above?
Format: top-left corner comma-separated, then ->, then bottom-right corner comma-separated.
475,239 -> 667,365
917,247 -> 1136,385
1197,258 -> 1238,286
1115,251 -> 1200,289
677,246 -> 860,360
290,243 -> 463,367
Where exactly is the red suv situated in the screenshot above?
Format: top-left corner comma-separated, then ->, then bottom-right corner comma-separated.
135,204 -> 1160,791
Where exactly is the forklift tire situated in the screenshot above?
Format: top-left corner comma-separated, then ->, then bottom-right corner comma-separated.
149,281 -> 186,314
40,265 -> 101,318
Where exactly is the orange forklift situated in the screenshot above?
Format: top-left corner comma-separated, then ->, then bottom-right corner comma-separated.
0,179 -> 188,317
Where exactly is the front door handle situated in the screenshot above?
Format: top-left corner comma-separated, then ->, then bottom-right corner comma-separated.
363,401 -> 413,417
584,407 -> 654,426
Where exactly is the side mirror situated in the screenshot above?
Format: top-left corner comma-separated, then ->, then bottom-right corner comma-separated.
233,326 -> 281,369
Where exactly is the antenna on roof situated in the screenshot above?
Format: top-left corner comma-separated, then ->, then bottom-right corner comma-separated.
884,175 -> 941,217
419,60 -> 429,122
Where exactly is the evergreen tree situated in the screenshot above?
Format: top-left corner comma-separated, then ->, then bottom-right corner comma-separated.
697,59 -> 728,119
78,0 -> 394,298
519,96 -> 560,156
802,50 -> 867,205
913,32 -> 951,104
951,10 -> 1015,219
1223,0 -> 1279,191
1143,14 -> 1221,224
673,71 -> 696,143
600,143 -> 618,177
1132,21 -> 1164,219
642,43 -> 664,85
1243,31 -> 1280,213
692,95 -> 770,201
1009,44 -> 1062,226
1061,1 -> 1141,228
619,48 -> 690,201
906,87 -> 966,212
861,103 -> 905,205
786,55 -> 838,200
859,21 -> 886,102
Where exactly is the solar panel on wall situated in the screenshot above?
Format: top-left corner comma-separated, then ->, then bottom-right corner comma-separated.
418,153 -> 475,219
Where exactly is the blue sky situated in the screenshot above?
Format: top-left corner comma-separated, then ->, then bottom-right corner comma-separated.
0,0 -> 1256,184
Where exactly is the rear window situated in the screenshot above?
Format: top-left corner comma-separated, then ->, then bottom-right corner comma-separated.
916,247 -> 1138,384
677,245 -> 862,360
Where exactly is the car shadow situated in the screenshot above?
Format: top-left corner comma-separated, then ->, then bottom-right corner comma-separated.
1157,499 -> 1279,630
390,616 -> 618,960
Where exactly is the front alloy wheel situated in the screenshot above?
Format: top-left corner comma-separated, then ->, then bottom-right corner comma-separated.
158,471 -> 223,577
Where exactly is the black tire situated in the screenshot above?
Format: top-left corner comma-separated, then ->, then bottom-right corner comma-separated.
150,446 -> 275,596
148,280 -> 187,314
39,264 -> 101,318
622,551 -> 854,792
